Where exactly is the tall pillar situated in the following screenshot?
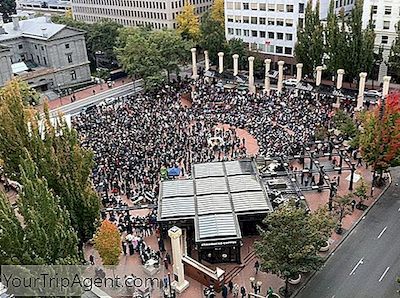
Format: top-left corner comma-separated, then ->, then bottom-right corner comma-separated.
218,52 -> 224,74
336,69 -> 345,89
248,56 -> 255,93
382,76 -> 391,97
316,66 -> 323,86
190,48 -> 198,79
277,60 -> 285,93
357,72 -> 367,110
232,54 -> 239,76
168,226 -> 189,293
264,59 -> 272,95
204,50 -> 210,71
296,63 -> 303,83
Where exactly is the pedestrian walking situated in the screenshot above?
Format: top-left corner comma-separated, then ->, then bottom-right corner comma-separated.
254,260 -> 260,274
222,284 -> 228,298
240,286 -> 246,298
163,257 -> 168,270
351,199 -> 356,211
89,255 -> 95,265
122,241 -> 127,255
357,157 -> 362,167
166,252 -> 171,264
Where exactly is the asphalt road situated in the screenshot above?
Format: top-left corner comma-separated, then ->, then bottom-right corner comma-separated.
49,80 -> 143,116
296,167 -> 400,298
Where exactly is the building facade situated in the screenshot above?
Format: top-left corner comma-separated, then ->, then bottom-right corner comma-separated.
71,0 -> 213,29
0,15 -> 91,90
17,0 -> 71,16
362,0 -> 400,82
224,0 -> 355,73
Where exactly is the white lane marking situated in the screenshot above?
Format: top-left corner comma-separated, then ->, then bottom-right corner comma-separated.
362,216 -> 366,220
398,207 -> 400,212
379,267 -> 390,282
349,258 -> 364,276
377,226 -> 388,239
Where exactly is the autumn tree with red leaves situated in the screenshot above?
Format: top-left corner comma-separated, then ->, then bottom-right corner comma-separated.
94,220 -> 121,266
359,93 -> 400,184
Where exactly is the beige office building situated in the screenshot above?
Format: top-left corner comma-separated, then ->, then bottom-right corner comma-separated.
71,0 -> 213,29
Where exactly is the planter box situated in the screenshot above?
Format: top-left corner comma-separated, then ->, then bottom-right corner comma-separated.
289,274 -> 301,285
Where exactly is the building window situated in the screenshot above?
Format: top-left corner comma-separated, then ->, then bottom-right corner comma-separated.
65,43 -> 70,49
298,18 -> 304,28
228,27 -> 234,34
243,16 -> 249,23
235,16 -> 241,23
268,18 -> 275,25
43,57 -> 47,65
37,55 -> 40,63
226,2 -> 233,9
384,6 -> 391,15
276,19 -> 284,26
243,2 -> 249,10
250,3 -> 257,10
383,21 -> 390,29
34,45 -> 38,49
244,29 -> 249,36
18,44 -> 23,49
277,32 -> 284,40
286,33 -> 293,40
268,31 -> 274,39
228,15 -> 234,22
277,4 -> 284,12
234,2 -> 240,9
71,70 -> 77,80
267,44 -> 274,53
260,31 -> 266,38
276,46 -> 283,54
258,43 -> 265,52
299,3 -> 304,13
371,5 -> 377,14
259,17 -> 266,25
286,5 -> 294,12
268,4 -> 275,12
286,19 -> 293,27
67,54 -> 73,63
259,3 -> 266,11
251,17 -> 257,24
285,47 -> 292,55
41,46 -> 44,51
251,30 -> 257,37
236,28 -> 242,35
381,35 -> 389,44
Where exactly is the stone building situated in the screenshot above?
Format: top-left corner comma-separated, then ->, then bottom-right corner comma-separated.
71,0 -> 213,29
0,15 -> 91,90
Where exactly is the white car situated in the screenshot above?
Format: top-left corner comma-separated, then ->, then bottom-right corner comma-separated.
364,89 -> 382,98
283,78 -> 298,87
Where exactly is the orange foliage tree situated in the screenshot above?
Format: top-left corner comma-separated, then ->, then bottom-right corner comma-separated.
359,93 -> 400,183
94,220 -> 121,266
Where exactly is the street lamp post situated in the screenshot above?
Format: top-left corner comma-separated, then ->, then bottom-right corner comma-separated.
349,162 -> 356,191
338,149 -> 344,174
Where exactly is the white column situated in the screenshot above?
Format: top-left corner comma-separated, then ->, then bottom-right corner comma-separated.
264,59 -> 272,95
277,60 -> 285,93
357,72 -> 367,110
296,63 -> 303,83
248,56 -> 255,93
168,226 -> 189,293
204,50 -> 210,71
316,66 -> 323,86
336,69 -> 345,89
382,76 -> 391,97
218,52 -> 224,74
190,48 -> 198,79
232,54 -> 239,76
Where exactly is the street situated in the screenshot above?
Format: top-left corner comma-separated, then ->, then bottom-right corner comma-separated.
296,167 -> 400,298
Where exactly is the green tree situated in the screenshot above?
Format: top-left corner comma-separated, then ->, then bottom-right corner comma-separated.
225,38 -> 248,70
176,1 -> 200,41
346,0 -> 375,82
0,80 -> 100,248
295,0 -> 324,76
388,21 -> 400,78
333,193 -> 353,234
0,155 -> 80,265
255,203 -> 334,297
0,0 -> 16,23
200,11 -> 226,65
353,178 -> 368,208
333,110 -> 358,140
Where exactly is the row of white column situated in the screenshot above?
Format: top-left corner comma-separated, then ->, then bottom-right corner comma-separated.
191,48 -> 392,102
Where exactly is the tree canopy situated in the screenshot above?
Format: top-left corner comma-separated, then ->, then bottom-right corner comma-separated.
200,11 -> 226,65
255,202 -> 334,297
94,220 -> 121,266
211,0 -> 224,27
0,0 -> 16,23
176,1 -> 200,41
0,80 -> 100,247
388,21 -> 400,81
359,93 -> 400,177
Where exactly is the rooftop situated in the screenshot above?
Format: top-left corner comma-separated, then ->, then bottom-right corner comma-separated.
158,160 -> 272,243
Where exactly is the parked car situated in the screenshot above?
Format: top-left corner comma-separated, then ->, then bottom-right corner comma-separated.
364,89 -> 382,98
283,78 -> 298,87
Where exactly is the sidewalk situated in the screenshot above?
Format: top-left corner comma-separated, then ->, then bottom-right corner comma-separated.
41,77 -> 130,111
